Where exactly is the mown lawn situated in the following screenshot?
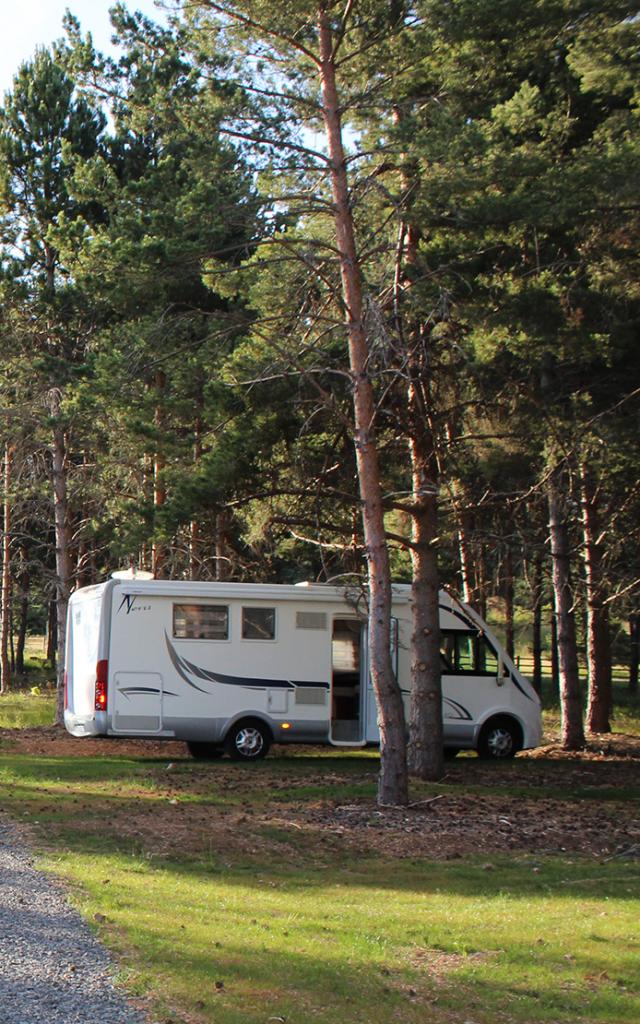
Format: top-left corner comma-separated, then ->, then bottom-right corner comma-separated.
0,700 -> 637,1024
43,846 -> 640,1024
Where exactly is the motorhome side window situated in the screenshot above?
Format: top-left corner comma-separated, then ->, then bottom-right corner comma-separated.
477,637 -> 499,674
440,630 -> 499,675
242,607 -> 276,640
173,604 -> 229,640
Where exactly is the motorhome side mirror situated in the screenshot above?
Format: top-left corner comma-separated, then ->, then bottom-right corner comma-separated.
497,659 -> 507,685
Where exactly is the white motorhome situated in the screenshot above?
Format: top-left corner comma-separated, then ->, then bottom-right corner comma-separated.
64,577 -> 542,761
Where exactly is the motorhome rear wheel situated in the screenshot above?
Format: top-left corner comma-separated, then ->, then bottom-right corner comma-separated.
186,742 -> 224,760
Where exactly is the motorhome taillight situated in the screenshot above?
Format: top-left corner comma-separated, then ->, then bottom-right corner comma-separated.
95,660 -> 108,712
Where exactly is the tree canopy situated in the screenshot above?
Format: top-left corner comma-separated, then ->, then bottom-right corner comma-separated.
0,0 -> 637,799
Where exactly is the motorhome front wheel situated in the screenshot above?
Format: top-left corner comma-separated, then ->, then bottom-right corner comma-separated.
477,717 -> 522,760
225,720 -> 272,761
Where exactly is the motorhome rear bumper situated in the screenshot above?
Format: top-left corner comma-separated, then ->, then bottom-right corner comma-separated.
64,710 -> 108,737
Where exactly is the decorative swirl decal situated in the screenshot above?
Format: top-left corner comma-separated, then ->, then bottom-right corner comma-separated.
443,697 -> 473,721
117,686 -> 178,700
165,633 -> 329,694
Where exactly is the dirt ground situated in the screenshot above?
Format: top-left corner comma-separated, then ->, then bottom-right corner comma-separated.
2,726 -> 640,862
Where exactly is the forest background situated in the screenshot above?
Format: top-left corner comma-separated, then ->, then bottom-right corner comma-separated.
0,0 -> 638,805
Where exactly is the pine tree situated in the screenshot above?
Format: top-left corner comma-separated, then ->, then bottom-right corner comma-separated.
185,0 -> 413,803
0,43 -> 106,711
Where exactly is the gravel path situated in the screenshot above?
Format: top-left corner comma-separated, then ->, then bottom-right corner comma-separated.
0,823 -> 147,1024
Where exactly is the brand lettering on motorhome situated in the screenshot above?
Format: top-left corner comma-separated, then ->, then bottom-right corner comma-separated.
117,594 -> 151,615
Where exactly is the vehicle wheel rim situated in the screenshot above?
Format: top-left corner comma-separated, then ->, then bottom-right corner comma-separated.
487,728 -> 513,758
235,727 -> 264,757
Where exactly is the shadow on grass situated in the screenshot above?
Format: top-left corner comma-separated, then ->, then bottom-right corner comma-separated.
47,852 -> 640,1024
31,816 -> 640,903
2,747 -> 639,802
1,749 -> 638,905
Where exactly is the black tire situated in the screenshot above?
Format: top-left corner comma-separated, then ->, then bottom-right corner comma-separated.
477,717 -> 522,760
186,741 -> 224,760
224,719 -> 271,761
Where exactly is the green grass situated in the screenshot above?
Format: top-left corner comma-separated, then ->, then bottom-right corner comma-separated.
0,691 -> 56,727
537,680 -> 640,740
0,677 -> 637,1024
46,851 -> 640,1024
1,634 -> 58,689
0,746 -> 637,1024
0,634 -> 57,725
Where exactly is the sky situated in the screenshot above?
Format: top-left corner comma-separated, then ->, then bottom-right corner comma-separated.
0,0 -> 168,95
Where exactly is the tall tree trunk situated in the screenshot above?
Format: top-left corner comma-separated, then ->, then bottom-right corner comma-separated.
547,464 -> 584,749
503,545 -> 515,661
444,446 -> 478,610
215,512 -> 231,582
531,555 -> 543,694
152,370 -> 167,579
46,599 -> 57,666
406,352 -> 442,780
580,464 -> 612,733
0,443 -> 13,694
629,614 -> 639,695
15,577 -> 28,676
76,532 -> 91,589
477,545 -> 488,620
189,521 -> 201,581
550,613 -> 560,692
406,444 -> 442,781
457,510 -> 478,608
49,391 -> 73,724
318,5 -> 407,805
393,191 -> 442,781
9,608 -> 14,674
443,423 -> 477,609
189,412 -> 203,581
